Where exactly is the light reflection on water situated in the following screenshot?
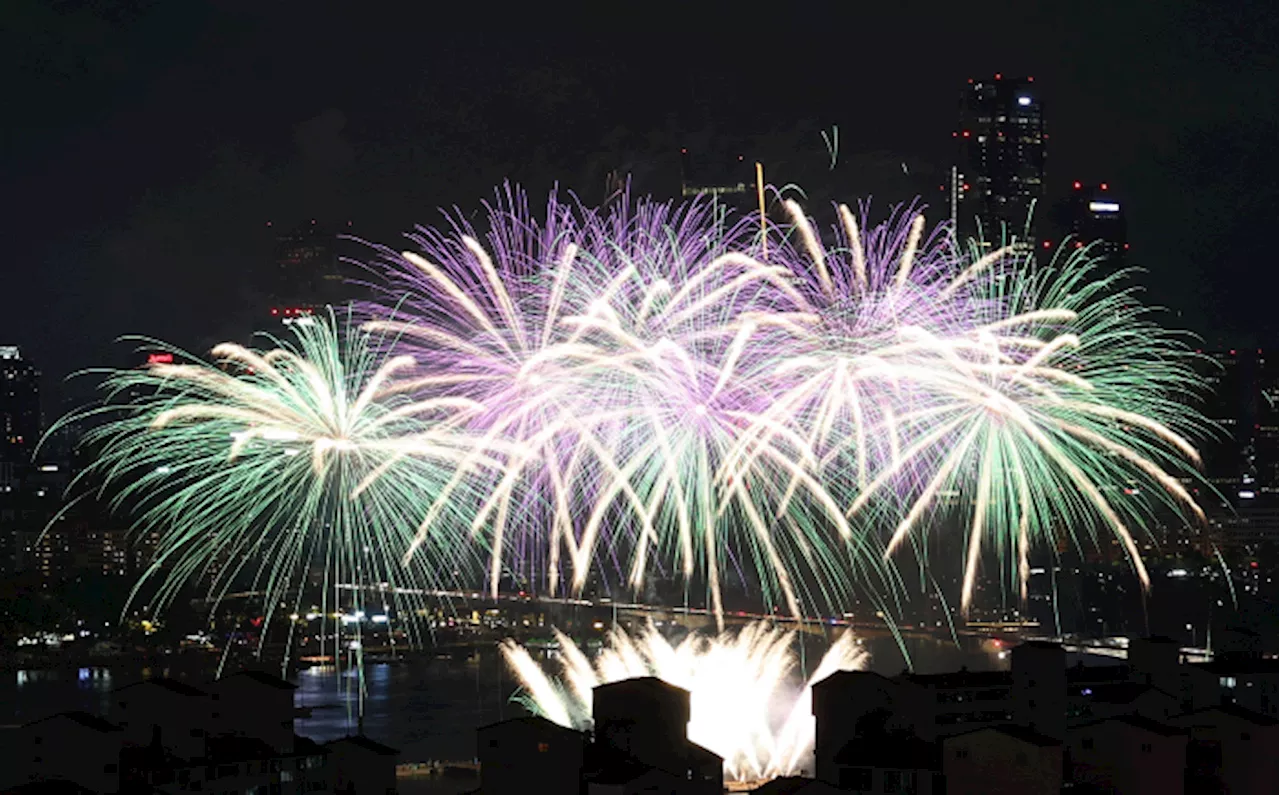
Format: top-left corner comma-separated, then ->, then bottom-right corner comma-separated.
2,633 -> 1001,760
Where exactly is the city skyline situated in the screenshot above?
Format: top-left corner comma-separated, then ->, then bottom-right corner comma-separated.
951,74 -> 1046,250
0,6 -> 1274,794
0,48 -> 1274,613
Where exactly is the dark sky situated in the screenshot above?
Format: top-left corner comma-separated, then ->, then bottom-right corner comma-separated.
2,1 -> 1276,406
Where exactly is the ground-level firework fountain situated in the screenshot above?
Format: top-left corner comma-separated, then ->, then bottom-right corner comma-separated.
500,621 -> 868,784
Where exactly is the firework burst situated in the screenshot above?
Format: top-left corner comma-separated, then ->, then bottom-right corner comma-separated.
355,186 -> 1211,622
57,309 -> 500,666
72,185 -> 1212,643
363,190 -> 886,626
773,203 -> 1209,612
501,621 -> 868,783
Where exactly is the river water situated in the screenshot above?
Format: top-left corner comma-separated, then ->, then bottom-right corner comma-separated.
0,632 -> 1003,763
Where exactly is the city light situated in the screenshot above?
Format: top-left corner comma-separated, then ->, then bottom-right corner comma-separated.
3,25 -> 1273,795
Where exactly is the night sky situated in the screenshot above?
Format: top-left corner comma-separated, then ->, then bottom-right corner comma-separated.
3,1 -> 1275,407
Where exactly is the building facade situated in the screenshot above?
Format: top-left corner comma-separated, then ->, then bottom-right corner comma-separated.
952,75 -> 1046,251
271,221 -> 349,307
475,676 -> 722,795
1066,715 -> 1188,795
1168,705 -> 1278,794
0,346 -> 40,490
477,716 -> 586,795
3,671 -> 395,795
1051,181 -> 1127,269
811,637 -> 1277,793
942,725 -> 1062,795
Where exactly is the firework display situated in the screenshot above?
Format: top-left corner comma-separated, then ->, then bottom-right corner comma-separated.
500,621 -> 868,782
69,187 -> 1210,638
57,310 -> 499,667
360,188 -> 1208,621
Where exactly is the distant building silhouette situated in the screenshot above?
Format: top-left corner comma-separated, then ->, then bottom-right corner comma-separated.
474,676 -> 721,795
270,220 -> 349,307
207,670 -> 298,752
943,725 -> 1062,795
2,669 -> 397,794
1169,704 -> 1278,793
1194,348 -> 1279,555
15,711 -> 123,793
811,637 -> 1278,794
591,676 -> 721,792
1011,640 -> 1066,739
327,735 -> 399,795
951,75 -> 1046,252
830,730 -> 943,794
113,677 -> 210,759
1048,181 -> 1127,270
811,670 -> 900,781
1067,714 -> 1188,795
477,716 -> 585,795
0,346 -> 40,492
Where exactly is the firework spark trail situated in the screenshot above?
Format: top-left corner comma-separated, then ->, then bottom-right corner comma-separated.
766,203 -> 1211,613
54,310 -> 500,678
355,187 -> 1213,622
72,186 -> 1213,652
364,189 -> 883,626
500,621 -> 868,783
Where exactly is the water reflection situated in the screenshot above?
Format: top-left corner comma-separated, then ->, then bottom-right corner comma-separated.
290,632 -> 1004,760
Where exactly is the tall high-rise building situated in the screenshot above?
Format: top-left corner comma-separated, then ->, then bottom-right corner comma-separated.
268,220 -> 352,307
952,75 -> 1046,251
1199,349 -> 1247,491
1195,348 -> 1279,552
0,346 -> 40,489
1196,350 -> 1278,488
1254,351 -> 1279,495
1048,181 -> 1128,270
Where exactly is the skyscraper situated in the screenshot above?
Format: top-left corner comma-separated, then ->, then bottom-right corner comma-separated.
269,220 -> 351,307
1197,350 -> 1277,490
1199,349 -> 1248,492
1049,181 -> 1128,270
952,75 -> 1046,251
0,346 -> 40,489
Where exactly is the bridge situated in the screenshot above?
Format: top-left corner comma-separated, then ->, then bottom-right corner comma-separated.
322,583 -> 1036,641
203,585 -> 1202,669
199,584 -> 1046,643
